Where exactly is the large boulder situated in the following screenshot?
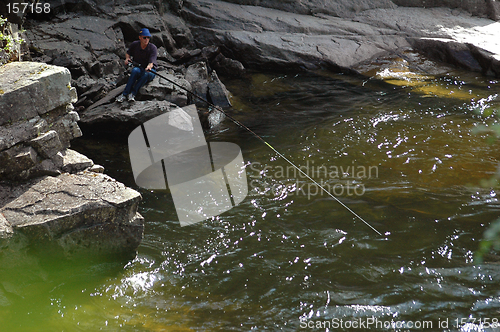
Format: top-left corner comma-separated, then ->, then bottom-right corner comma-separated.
207,70 -> 232,108
0,62 -> 77,126
0,61 -> 144,256
184,62 -> 232,107
79,99 -> 180,132
0,171 -> 143,256
0,62 -> 83,180
26,15 -> 125,78
185,62 -> 209,106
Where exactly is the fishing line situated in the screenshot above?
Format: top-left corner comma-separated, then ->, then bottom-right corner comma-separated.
145,66 -> 383,236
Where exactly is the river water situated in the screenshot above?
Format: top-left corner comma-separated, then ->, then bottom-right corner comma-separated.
3,57 -> 500,331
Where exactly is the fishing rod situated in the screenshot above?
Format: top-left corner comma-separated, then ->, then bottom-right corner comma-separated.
143,65 -> 383,236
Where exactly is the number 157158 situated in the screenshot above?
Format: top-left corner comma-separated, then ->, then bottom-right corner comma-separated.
7,2 -> 51,14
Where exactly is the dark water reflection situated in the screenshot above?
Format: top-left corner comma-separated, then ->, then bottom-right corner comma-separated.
4,68 -> 500,331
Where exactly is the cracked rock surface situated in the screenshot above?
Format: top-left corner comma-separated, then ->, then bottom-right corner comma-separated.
0,172 -> 144,256
0,61 -> 144,256
182,0 -> 500,75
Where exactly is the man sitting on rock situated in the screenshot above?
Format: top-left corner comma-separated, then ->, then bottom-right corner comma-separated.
116,28 -> 157,102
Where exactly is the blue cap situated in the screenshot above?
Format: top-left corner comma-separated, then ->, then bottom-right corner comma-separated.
139,28 -> 152,37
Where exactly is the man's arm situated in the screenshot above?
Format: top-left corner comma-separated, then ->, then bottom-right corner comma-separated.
124,53 -> 132,65
125,41 -> 137,65
146,44 -> 157,71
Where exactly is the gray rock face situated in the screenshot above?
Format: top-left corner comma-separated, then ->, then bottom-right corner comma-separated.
25,5 -> 179,78
13,0 -> 500,83
392,0 -> 500,20
213,0 -> 397,17
215,0 -> 500,20
182,0 -> 410,71
181,0 -> 500,76
0,61 -> 144,256
117,7 -> 177,51
0,172 -> 144,256
0,62 -> 77,126
208,70 -> 232,108
0,62 -> 83,180
162,12 -> 196,49
355,7 -> 500,76
27,15 -> 125,76
141,70 -> 191,102
80,100 -> 179,128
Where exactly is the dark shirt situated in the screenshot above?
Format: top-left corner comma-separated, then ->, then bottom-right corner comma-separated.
127,40 -> 157,69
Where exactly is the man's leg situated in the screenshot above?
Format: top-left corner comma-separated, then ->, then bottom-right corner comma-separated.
122,67 -> 142,96
131,71 -> 156,96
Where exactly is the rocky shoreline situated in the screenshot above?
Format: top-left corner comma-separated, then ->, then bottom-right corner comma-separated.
0,0 -> 499,258
3,0 -> 499,77
0,62 -> 144,257
10,0 -> 499,133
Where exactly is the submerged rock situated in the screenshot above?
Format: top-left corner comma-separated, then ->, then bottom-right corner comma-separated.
208,70 -> 232,108
185,62 -> 232,108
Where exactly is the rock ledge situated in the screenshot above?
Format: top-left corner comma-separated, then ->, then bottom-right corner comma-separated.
0,171 -> 144,256
0,61 -> 144,257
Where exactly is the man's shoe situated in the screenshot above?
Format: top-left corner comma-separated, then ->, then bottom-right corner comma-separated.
116,94 -> 126,103
128,94 -> 135,102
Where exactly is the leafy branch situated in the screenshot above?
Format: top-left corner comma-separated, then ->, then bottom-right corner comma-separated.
472,96 -> 500,263
0,16 -> 25,62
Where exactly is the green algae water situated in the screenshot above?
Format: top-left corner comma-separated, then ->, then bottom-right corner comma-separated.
3,62 -> 500,331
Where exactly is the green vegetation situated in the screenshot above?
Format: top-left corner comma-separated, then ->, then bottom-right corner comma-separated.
476,221 -> 500,263
0,16 -> 25,63
474,108 -> 500,263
